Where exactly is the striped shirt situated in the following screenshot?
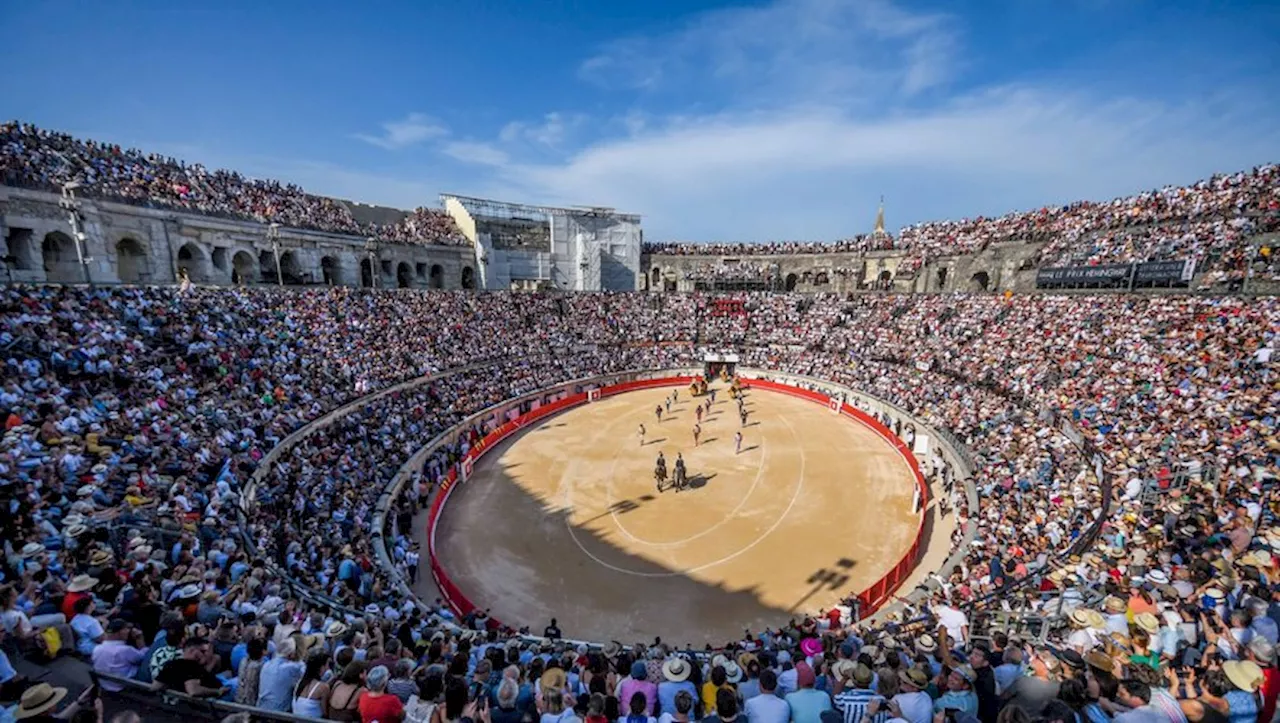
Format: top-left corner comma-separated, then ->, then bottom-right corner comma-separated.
834,688 -> 887,723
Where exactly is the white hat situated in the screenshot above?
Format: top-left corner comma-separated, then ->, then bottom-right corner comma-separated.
723,661 -> 743,684
1146,570 -> 1169,585
20,542 -> 45,558
662,657 -> 692,682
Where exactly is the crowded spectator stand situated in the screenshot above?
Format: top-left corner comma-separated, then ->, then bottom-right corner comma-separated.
0,284 -> 1275,722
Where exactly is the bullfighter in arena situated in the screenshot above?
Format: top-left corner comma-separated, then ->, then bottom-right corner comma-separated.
638,423 -> 646,447
693,423 -> 701,446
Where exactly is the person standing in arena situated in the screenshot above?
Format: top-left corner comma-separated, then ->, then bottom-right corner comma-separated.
734,431 -> 743,454
655,405 -> 663,422
740,407 -> 749,427
696,405 -> 703,424
638,423 -> 646,447
692,424 -> 702,446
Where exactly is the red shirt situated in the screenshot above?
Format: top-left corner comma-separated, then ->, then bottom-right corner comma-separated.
825,607 -> 842,629
359,691 -> 405,723
61,591 -> 89,620
1260,666 -> 1280,723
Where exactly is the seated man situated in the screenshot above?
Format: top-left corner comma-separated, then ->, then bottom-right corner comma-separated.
157,637 -> 227,698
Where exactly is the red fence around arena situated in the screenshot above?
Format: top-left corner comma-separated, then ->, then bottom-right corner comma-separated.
424,375 -> 928,629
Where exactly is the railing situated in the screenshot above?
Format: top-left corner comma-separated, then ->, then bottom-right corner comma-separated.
91,671 -> 326,723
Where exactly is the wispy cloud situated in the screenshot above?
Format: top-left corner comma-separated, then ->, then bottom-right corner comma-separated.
442,141 -> 510,167
577,0 -> 959,104
354,113 -> 448,150
499,112 -> 587,148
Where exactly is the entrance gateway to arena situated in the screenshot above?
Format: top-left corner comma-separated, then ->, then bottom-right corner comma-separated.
703,352 -> 738,380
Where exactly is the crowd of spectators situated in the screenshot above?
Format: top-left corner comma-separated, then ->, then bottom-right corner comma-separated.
684,263 -> 781,282
0,284 -> 1276,723
0,122 -> 467,247
646,236 -> 892,258
644,165 -> 1279,278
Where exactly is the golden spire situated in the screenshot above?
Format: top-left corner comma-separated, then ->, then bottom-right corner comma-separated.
873,195 -> 886,236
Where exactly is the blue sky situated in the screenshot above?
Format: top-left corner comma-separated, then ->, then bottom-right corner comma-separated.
3,0 -> 1278,241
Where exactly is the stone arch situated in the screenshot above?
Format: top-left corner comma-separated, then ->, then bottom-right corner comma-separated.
970,270 -> 991,292
4,228 -> 37,271
814,271 -> 830,285
321,255 -> 339,285
877,269 -> 892,289
429,264 -> 444,289
415,262 -> 428,281
396,261 -> 412,289
211,248 -> 229,273
935,267 -> 949,290
278,251 -> 301,283
115,237 -> 149,283
785,273 -> 798,292
42,231 -> 80,283
258,250 -> 276,283
461,265 -> 476,289
176,242 -> 209,282
361,259 -> 375,288
232,251 -> 257,285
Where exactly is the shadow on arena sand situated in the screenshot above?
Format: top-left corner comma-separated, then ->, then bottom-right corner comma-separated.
424,432 -> 901,647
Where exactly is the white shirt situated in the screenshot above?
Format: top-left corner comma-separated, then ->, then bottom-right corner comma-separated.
892,692 -> 934,723
745,692 -> 791,723
934,605 -> 969,645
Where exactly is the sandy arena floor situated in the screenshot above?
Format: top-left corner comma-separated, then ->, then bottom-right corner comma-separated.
430,383 -> 919,645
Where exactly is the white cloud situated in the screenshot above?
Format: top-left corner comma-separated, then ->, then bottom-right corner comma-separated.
498,112 -> 587,148
355,113 -> 448,150
479,86 -> 1279,240
442,141 -> 510,167
578,0 -> 958,104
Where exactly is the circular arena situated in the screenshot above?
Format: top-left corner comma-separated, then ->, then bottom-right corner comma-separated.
433,378 -> 924,644
0,119 -> 1277,723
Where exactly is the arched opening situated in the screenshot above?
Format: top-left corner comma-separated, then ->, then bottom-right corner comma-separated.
258,250 -> 276,283
814,271 -> 830,285
321,256 -> 338,285
176,242 -> 206,282
115,238 -> 148,283
877,270 -> 892,290
785,273 -> 798,292
429,264 -> 444,289
232,251 -> 257,285
461,266 -> 476,289
396,262 -> 412,289
278,251 -> 301,284
4,228 -> 36,272
970,271 -> 991,291
361,259 -> 374,288
415,262 -> 428,281
935,267 -> 949,290
42,232 -> 80,283
211,248 -> 229,272
651,267 -> 661,285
